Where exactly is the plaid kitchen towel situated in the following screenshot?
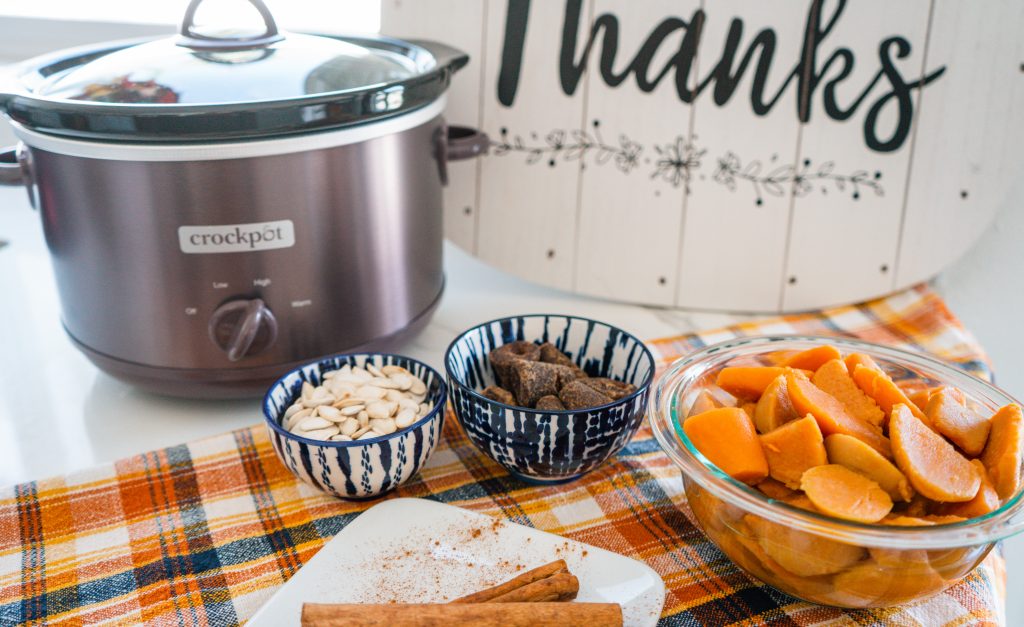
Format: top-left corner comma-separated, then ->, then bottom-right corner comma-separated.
0,284 -> 1008,626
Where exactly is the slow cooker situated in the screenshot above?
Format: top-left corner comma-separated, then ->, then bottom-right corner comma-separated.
0,0 -> 488,398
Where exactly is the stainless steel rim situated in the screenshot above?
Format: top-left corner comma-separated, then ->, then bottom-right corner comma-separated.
11,96 -> 446,161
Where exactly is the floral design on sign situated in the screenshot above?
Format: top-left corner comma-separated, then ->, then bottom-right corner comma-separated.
493,121 -> 884,204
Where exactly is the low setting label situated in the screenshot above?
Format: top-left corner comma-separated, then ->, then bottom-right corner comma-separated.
178,220 -> 295,254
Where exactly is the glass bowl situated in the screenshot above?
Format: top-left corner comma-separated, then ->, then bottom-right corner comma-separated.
649,335 -> 1024,608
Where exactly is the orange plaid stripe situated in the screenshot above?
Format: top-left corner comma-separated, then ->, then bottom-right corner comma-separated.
0,284 -> 1006,626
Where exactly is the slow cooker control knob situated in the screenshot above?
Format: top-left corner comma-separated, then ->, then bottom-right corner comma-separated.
208,298 -> 278,361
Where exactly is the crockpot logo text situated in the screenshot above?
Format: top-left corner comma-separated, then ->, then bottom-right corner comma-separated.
178,220 -> 296,254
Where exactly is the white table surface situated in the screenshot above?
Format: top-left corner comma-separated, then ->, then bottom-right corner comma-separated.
1,181 -> 1021,623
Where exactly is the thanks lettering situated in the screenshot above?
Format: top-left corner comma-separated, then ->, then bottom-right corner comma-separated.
496,0 -> 945,153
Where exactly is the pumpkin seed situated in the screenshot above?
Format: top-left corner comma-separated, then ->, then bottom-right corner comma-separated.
283,362 -> 433,442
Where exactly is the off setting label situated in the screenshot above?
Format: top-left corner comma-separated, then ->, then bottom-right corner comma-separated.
178,220 -> 295,254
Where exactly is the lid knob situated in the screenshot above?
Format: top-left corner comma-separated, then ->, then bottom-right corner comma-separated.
177,0 -> 284,51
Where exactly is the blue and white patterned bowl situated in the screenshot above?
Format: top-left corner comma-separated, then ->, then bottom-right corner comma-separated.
445,315 -> 656,484
262,353 -> 446,500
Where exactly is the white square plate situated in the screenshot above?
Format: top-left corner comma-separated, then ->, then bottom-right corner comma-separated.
247,497 -> 665,626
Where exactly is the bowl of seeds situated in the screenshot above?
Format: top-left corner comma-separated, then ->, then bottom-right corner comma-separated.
444,314 -> 656,484
263,353 -> 447,499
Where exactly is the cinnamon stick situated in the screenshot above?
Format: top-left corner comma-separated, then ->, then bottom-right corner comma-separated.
488,572 -> 578,603
450,559 -> 568,604
300,602 -> 623,627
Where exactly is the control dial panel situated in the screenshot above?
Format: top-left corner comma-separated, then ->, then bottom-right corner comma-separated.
208,298 -> 278,361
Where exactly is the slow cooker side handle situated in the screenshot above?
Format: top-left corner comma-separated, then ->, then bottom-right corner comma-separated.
0,146 -> 22,186
0,144 -> 37,209
405,39 -> 470,76
435,124 -> 490,186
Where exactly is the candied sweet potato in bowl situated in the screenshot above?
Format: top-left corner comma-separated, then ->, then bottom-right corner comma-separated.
650,335 -> 1024,608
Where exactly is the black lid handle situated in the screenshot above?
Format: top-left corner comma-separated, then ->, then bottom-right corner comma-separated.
177,0 -> 284,51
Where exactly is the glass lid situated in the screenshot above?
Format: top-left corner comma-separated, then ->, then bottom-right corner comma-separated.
0,0 -> 469,142
34,2 -> 426,105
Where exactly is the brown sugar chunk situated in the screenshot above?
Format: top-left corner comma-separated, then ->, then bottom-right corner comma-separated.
580,377 -> 637,401
539,342 -> 579,369
489,341 -> 541,387
553,364 -> 586,389
535,395 -> 566,411
508,360 -> 563,407
558,380 -> 613,410
481,385 -> 515,405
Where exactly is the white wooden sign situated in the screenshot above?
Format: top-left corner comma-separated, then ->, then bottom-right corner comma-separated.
384,0 -> 1024,312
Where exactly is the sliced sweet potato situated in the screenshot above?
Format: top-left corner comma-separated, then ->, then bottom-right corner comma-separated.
686,486 -> 730,535
824,434 -> 914,502
851,364 -> 929,426
683,407 -> 768,484
937,460 -> 1001,519
733,532 -> 835,598
755,477 -> 797,500
922,514 -> 968,524
727,524 -> 837,601
752,374 -> 799,434
759,415 -> 828,489
762,349 -> 800,366
884,514 -> 963,526
782,493 -> 819,512
927,545 -> 985,579
845,352 -> 884,374
868,546 -> 930,570
980,403 -> 1023,499
786,373 -> 891,458
907,386 -> 941,411
744,514 -> 865,577
687,390 -> 723,417
716,366 -> 811,400
831,561 -> 944,607
895,494 -> 931,518
800,464 -> 893,523
812,359 -> 885,428
881,515 -> 936,527
740,402 -> 757,420
898,378 -> 932,396
890,403 -> 980,502
726,529 -> 784,580
926,387 -> 991,457
777,345 -> 843,371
